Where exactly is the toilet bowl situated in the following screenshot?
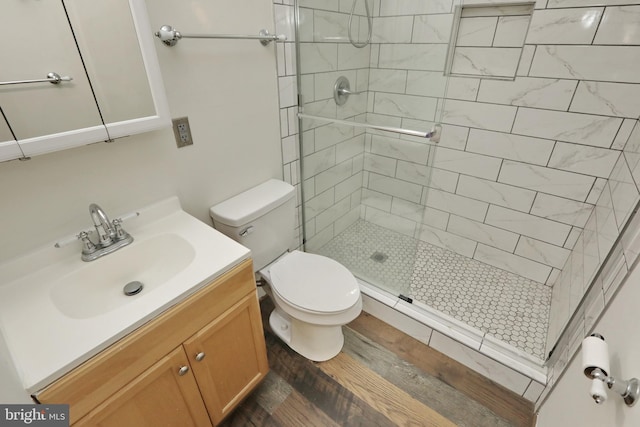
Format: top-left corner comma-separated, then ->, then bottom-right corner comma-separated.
209,179 -> 362,361
259,250 -> 362,361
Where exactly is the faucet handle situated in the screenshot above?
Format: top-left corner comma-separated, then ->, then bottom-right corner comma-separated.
112,218 -> 129,241
54,229 -> 94,248
78,231 -> 97,255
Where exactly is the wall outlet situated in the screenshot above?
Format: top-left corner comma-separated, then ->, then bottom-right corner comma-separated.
172,117 -> 193,148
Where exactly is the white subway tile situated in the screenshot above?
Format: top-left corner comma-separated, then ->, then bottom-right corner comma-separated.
517,45 -> 536,77
338,44 -> 371,70
530,45 -> 640,84
396,161 -> 459,193
365,207 -> 417,237
336,135 -> 365,163
494,15 -> 530,47
531,193 -> 594,228
281,135 -> 298,164
451,47 -> 521,79
379,44 -> 449,71
417,225 -> 477,258
362,188 -> 392,212
439,125 -> 470,151
512,108 -> 622,148
315,196 -> 351,230
335,172 -> 362,201
373,93 -> 438,121
274,4 -> 296,42
486,205 -> 572,246
314,123 -> 354,151
372,16 -> 414,43
448,215 -> 519,252
594,6 -> 640,45
304,188 -> 335,219
299,43 -> 338,73
477,77 -> 576,110
446,77 -> 480,101
527,8 -> 603,45
424,188 -> 489,222
570,81 -> 640,119
302,146 -> 336,179
370,135 -> 430,164
499,160 -> 595,202
547,0 -> 630,6
313,10 -> 347,42
564,227 -> 582,250
431,147 -> 503,180
442,99 -> 517,133
406,71 -> 449,97
412,14 -> 454,43
369,69 -> 408,94
429,331 -> 532,395
278,75 -> 297,108
612,119 -> 637,151
586,178 -> 607,205
548,142 -> 620,179
457,17 -> 498,46
457,175 -> 536,212
369,172 -> 423,203
609,156 -> 640,230
474,244 -> 552,283
516,236 -> 570,270
363,152 -> 397,177
466,128 -> 554,166
314,160 -> 353,194
380,0 -> 453,16
299,0 -> 339,11
391,198 -> 428,224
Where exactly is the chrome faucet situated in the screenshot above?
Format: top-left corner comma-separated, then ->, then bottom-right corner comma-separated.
80,203 -> 134,261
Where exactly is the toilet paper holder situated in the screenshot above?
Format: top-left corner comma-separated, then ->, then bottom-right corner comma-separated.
582,333 -> 640,407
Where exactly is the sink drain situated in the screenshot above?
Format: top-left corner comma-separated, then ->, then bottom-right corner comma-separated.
123,281 -> 144,296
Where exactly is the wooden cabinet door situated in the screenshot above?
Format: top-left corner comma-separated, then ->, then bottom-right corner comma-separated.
184,292 -> 269,425
74,347 -> 212,427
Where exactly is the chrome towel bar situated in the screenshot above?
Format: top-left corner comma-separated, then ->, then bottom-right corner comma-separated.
0,72 -> 73,87
298,113 -> 441,141
155,25 -> 286,46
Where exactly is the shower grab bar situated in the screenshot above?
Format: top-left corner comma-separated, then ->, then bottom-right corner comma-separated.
0,72 -> 73,87
155,25 -> 286,47
298,113 -> 440,141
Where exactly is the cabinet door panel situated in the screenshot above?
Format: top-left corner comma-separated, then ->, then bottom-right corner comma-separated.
74,347 -> 212,427
0,1 -> 106,141
184,292 -> 269,425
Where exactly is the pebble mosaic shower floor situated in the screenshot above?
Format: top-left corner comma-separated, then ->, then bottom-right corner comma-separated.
317,219 -> 551,360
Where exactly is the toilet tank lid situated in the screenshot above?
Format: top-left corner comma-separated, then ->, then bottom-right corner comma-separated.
210,179 -> 295,227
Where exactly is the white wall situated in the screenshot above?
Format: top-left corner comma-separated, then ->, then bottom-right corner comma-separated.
537,258 -> 640,426
0,0 -> 282,399
0,0 -> 282,262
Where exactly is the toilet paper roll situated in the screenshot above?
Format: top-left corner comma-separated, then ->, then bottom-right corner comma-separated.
582,335 -> 610,378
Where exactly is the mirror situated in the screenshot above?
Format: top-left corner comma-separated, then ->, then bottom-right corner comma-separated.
0,0 -> 169,161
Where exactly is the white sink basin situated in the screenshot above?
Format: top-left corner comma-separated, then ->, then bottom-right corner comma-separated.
0,196 -> 251,393
50,233 -> 195,319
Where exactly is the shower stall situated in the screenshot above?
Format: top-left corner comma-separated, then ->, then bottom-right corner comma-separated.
282,0 -> 640,379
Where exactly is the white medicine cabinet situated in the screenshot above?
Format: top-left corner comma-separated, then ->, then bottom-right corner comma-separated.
0,0 -> 169,162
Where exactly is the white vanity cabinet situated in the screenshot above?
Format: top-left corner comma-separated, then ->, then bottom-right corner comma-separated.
0,0 -> 169,162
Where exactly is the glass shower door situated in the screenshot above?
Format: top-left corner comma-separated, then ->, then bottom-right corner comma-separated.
295,0 -> 450,298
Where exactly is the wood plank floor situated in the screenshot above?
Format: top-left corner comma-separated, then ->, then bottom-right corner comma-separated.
220,298 -> 536,427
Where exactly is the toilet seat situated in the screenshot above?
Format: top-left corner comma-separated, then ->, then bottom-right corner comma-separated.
267,250 -> 360,314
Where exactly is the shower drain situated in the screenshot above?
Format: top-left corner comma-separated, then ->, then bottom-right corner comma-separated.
370,251 -> 388,263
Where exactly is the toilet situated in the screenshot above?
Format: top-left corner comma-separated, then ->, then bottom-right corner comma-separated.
210,179 -> 362,362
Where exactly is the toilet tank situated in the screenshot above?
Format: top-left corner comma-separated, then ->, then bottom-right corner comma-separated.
209,179 -> 296,271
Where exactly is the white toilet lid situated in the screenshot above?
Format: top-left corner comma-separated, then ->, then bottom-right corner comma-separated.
269,250 -> 360,313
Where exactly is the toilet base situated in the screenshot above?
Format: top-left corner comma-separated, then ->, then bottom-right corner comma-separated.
269,309 -> 345,362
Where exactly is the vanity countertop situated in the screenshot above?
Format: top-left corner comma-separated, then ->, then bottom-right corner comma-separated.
0,196 -> 250,393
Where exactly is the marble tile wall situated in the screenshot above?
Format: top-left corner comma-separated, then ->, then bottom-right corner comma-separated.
272,0 -> 640,400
